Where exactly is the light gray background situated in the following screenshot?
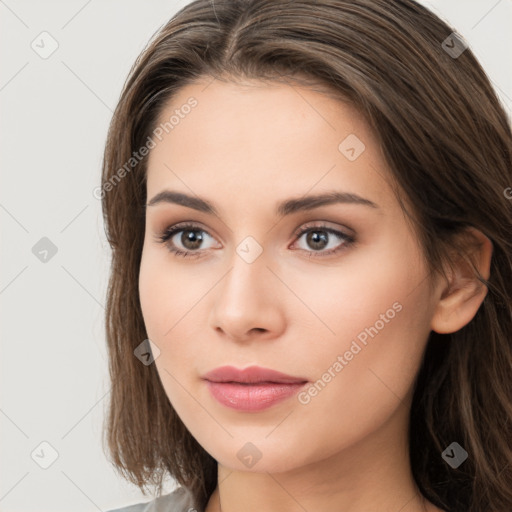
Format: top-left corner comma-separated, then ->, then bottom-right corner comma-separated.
1,1 -> 511,511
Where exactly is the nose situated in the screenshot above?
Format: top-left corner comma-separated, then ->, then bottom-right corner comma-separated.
209,246 -> 286,343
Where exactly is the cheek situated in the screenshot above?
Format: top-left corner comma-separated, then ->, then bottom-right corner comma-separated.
138,251 -> 200,412
282,232 -> 428,350
298,239 -> 433,415
139,246 -> 204,340
287,269 -> 432,465
138,246 -> 215,392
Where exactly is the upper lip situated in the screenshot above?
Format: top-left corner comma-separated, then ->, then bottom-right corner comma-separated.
202,365 -> 308,384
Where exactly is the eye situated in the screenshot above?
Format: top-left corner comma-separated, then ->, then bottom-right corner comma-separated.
291,222 -> 355,258
154,222 -> 219,259
155,221 -> 355,259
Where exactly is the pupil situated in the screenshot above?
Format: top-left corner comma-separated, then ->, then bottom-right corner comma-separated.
308,231 -> 327,250
182,230 -> 203,250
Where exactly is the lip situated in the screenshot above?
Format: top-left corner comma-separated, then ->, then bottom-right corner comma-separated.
202,365 -> 308,412
202,365 -> 308,384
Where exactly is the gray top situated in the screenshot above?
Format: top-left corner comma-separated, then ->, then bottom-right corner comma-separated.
105,487 -> 202,512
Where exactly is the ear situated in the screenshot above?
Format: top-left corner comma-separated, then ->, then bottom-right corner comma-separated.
430,227 -> 493,334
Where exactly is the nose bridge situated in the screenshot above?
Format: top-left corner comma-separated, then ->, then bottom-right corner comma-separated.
221,237 -> 271,307
210,235 -> 284,338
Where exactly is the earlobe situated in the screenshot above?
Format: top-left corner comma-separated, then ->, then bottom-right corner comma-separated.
430,228 -> 493,334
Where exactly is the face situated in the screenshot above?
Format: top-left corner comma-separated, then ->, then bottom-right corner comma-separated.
139,78 -> 439,474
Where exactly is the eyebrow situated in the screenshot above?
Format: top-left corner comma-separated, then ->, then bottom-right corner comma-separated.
146,190 -> 379,216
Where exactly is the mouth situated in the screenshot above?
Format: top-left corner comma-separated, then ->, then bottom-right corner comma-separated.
201,365 -> 309,411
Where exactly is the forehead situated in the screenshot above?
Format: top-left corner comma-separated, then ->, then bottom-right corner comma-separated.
145,78 -> 395,214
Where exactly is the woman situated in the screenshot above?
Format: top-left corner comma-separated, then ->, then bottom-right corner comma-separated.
100,1 -> 512,511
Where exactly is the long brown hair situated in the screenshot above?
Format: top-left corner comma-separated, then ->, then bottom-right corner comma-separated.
100,1 -> 512,510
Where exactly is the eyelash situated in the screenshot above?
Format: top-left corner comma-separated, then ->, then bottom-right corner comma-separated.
155,222 -> 355,259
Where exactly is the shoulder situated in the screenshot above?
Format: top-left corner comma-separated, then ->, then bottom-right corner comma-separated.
105,486 -> 200,512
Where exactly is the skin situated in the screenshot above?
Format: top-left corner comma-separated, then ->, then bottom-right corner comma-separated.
138,78 -> 492,512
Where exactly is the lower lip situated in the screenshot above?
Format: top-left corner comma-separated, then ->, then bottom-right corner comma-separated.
205,381 -> 307,411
